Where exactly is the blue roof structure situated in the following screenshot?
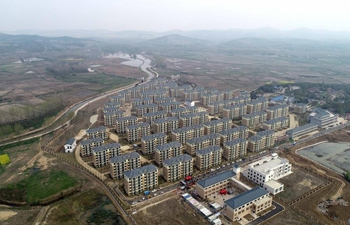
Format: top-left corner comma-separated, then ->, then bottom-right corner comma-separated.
197,170 -> 235,188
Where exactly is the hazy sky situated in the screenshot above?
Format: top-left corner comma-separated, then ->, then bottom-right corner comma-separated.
1,0 -> 349,31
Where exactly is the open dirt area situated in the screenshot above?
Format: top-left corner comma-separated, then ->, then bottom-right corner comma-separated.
0,211 -> 17,222
132,196 -> 209,225
277,166 -> 326,202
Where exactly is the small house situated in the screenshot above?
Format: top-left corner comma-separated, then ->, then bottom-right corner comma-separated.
64,138 -> 76,153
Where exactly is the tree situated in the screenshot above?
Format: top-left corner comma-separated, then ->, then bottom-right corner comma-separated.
345,171 -> 350,182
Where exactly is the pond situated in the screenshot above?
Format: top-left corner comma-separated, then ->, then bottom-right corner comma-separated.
298,142 -> 350,174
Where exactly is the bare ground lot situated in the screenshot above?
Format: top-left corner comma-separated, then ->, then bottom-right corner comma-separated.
132,196 -> 209,225
277,166 -> 326,202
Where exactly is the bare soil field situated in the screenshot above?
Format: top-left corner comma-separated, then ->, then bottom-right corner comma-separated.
262,207 -> 317,225
277,166 -> 326,202
132,196 -> 209,225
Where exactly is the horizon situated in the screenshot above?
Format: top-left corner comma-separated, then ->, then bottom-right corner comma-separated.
2,0 -> 350,32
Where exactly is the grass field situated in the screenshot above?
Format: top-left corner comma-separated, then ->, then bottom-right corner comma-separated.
1,170 -> 77,204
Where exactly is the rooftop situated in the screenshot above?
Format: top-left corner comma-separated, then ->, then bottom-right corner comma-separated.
80,137 -> 104,145
223,138 -> 247,146
155,141 -> 182,151
242,111 -> 266,118
248,156 -> 290,174
219,126 -> 248,136
264,116 -> 288,124
110,152 -> 140,164
264,179 -> 283,189
224,187 -> 269,209
142,133 -> 167,141
286,123 -> 318,133
163,154 -> 193,166
187,133 -> 220,144
124,164 -> 158,179
65,138 -> 75,145
86,126 -> 106,134
116,116 -> 137,122
196,145 -> 222,155
92,142 -> 121,153
197,170 -> 236,188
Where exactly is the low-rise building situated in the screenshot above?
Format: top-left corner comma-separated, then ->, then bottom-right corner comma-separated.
263,116 -> 289,130
126,123 -> 151,142
195,146 -> 223,170
64,138 -> 76,153
141,133 -> 167,155
223,139 -> 248,161
92,142 -> 121,168
219,126 -> 249,144
80,137 -> 104,157
242,111 -> 267,127
245,153 -> 292,186
154,141 -> 182,165
110,152 -> 141,179
196,170 -> 236,199
308,107 -> 338,128
185,133 -> 220,156
162,154 -> 193,182
223,187 -> 272,221
286,123 -> 318,139
124,164 -> 158,196
116,116 -> 137,133
86,126 -> 107,140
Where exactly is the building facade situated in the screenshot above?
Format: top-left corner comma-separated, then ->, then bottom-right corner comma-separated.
223,139 -> 248,161
124,164 -> 158,196
154,141 -> 182,165
92,142 -> 121,168
195,146 -> 223,170
141,133 -> 167,155
110,152 -> 141,179
162,154 -> 193,182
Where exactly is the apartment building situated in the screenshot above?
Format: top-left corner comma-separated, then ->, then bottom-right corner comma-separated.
308,107 -> 338,128
132,98 -> 144,109
126,123 -> 151,142
203,118 -> 232,134
129,87 -> 141,98
152,117 -> 179,134
196,170 -> 236,199
154,141 -> 182,165
179,112 -> 209,127
294,103 -> 307,113
246,97 -> 268,114
169,107 -> 198,118
92,142 -> 121,168
248,130 -> 276,152
110,152 -> 141,179
160,101 -> 180,112
242,111 -> 267,127
169,85 -> 192,98
162,154 -> 193,182
185,133 -> 221,156
222,103 -> 247,119
245,154 -> 292,186
223,187 -> 272,221
263,116 -> 289,131
116,116 -> 137,133
223,89 -> 234,100
124,164 -> 158,196
110,95 -> 126,105
171,124 -> 205,144
116,90 -> 131,102
266,104 -> 289,120
183,88 -> 205,101
143,111 -> 167,124
103,106 -> 120,114
104,102 -> 121,109
219,126 -> 249,144
80,137 -> 104,157
141,133 -> 167,155
154,97 -> 176,105
86,126 -> 107,140
104,111 -> 124,126
223,139 -> 248,161
195,146 -> 223,170
201,92 -> 222,106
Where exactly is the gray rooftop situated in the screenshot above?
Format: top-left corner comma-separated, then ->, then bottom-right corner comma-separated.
81,137 -> 104,145
86,126 -> 106,134
172,124 -> 204,134
92,142 -> 121,153
286,123 -> 318,134
155,141 -> 182,151
223,138 -> 247,146
126,122 -> 150,130
219,126 -> 248,135
143,111 -> 167,117
223,103 -> 246,110
264,116 -> 288,124
266,104 -> 288,111
110,152 -> 140,164
163,154 -> 192,166
197,170 -> 236,188
65,138 -> 75,145
196,145 -> 222,155
204,118 -> 231,126
224,187 -> 269,209
104,110 -> 124,116
242,111 -> 266,118
142,133 -> 167,141
187,133 -> 220,144
256,129 -> 275,137
124,164 -> 158,179
116,116 -> 137,122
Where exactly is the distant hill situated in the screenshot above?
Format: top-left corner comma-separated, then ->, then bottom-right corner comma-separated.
147,34 -> 209,46
4,28 -> 350,42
